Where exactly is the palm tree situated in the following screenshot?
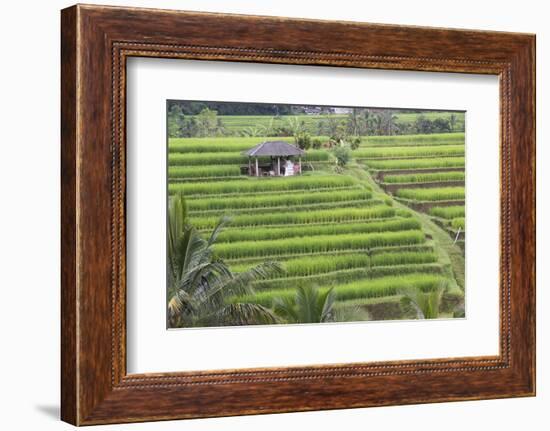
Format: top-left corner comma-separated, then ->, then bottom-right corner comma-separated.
400,282 -> 448,319
273,285 -> 336,324
167,194 -> 283,328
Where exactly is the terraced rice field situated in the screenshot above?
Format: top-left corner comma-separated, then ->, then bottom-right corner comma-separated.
169,135 -> 464,321
361,133 -> 466,250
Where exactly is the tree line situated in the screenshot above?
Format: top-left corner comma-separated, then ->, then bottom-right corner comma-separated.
168,104 -> 464,139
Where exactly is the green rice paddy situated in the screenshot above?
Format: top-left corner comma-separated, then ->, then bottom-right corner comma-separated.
168,123 -> 465,322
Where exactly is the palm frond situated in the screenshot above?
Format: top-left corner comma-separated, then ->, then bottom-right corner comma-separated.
400,281 -> 448,319
214,303 -> 281,326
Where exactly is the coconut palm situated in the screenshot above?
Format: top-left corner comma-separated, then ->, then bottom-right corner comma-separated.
167,194 -> 283,328
273,285 -> 336,324
399,281 -> 448,319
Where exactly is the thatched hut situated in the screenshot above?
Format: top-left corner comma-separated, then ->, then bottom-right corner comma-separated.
242,141 -> 306,177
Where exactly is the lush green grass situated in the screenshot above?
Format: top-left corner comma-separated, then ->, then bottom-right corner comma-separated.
395,187 -> 465,202
383,171 -> 465,184
365,157 -> 465,170
451,218 -> 465,230
270,254 -> 372,277
234,273 -> 450,306
168,165 -> 241,178
251,263 -> 446,292
168,149 -> 330,166
231,250 -> 437,278
232,250 -> 438,278
361,132 -> 464,147
214,230 -> 425,260
169,175 -> 356,196
429,206 -> 466,219
371,251 -> 438,267
187,189 -> 372,212
191,205 -> 396,230
169,136 -> 294,153
354,144 -> 464,159
216,218 -> 421,243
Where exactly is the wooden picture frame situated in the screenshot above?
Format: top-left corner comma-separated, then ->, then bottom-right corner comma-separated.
61,4 -> 536,425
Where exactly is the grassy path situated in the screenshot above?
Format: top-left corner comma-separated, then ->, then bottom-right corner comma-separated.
349,164 -> 465,290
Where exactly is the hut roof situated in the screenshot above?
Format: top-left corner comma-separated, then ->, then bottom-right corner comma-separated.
242,141 -> 306,157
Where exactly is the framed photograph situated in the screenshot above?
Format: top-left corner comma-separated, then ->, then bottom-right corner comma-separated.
61,4 -> 536,425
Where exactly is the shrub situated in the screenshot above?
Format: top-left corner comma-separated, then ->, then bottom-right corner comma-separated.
350,136 -> 362,150
294,131 -> 312,150
332,145 -> 352,167
312,138 -> 323,149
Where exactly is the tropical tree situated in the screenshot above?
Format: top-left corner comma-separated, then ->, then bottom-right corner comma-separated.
347,108 -> 361,136
273,285 -> 336,324
258,116 -> 276,137
284,116 -> 307,136
399,281 -> 448,319
167,194 -> 283,328
240,126 -> 264,137
380,110 -> 398,135
167,103 -> 185,138
195,107 -> 225,137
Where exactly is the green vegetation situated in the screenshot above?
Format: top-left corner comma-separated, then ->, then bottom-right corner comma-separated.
451,218 -> 465,230
187,189 -> 372,212
354,144 -> 464,159
400,282 -> 447,319
235,273 -> 450,307
191,206 -> 396,230
166,103 -> 466,328
273,286 -> 337,324
214,231 -> 426,260
169,149 -> 329,166
168,165 -> 241,178
365,157 -> 465,170
383,171 -> 465,184
168,100 -> 465,139
216,218 -> 421,243
429,206 -> 466,219
167,194 -> 283,328
395,187 -> 465,202
169,175 -> 356,196
361,132 -> 464,147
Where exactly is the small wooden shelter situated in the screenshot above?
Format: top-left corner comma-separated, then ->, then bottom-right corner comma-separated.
242,141 -> 306,177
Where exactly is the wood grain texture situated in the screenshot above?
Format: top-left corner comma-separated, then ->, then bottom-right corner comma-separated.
60,4 -> 536,425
